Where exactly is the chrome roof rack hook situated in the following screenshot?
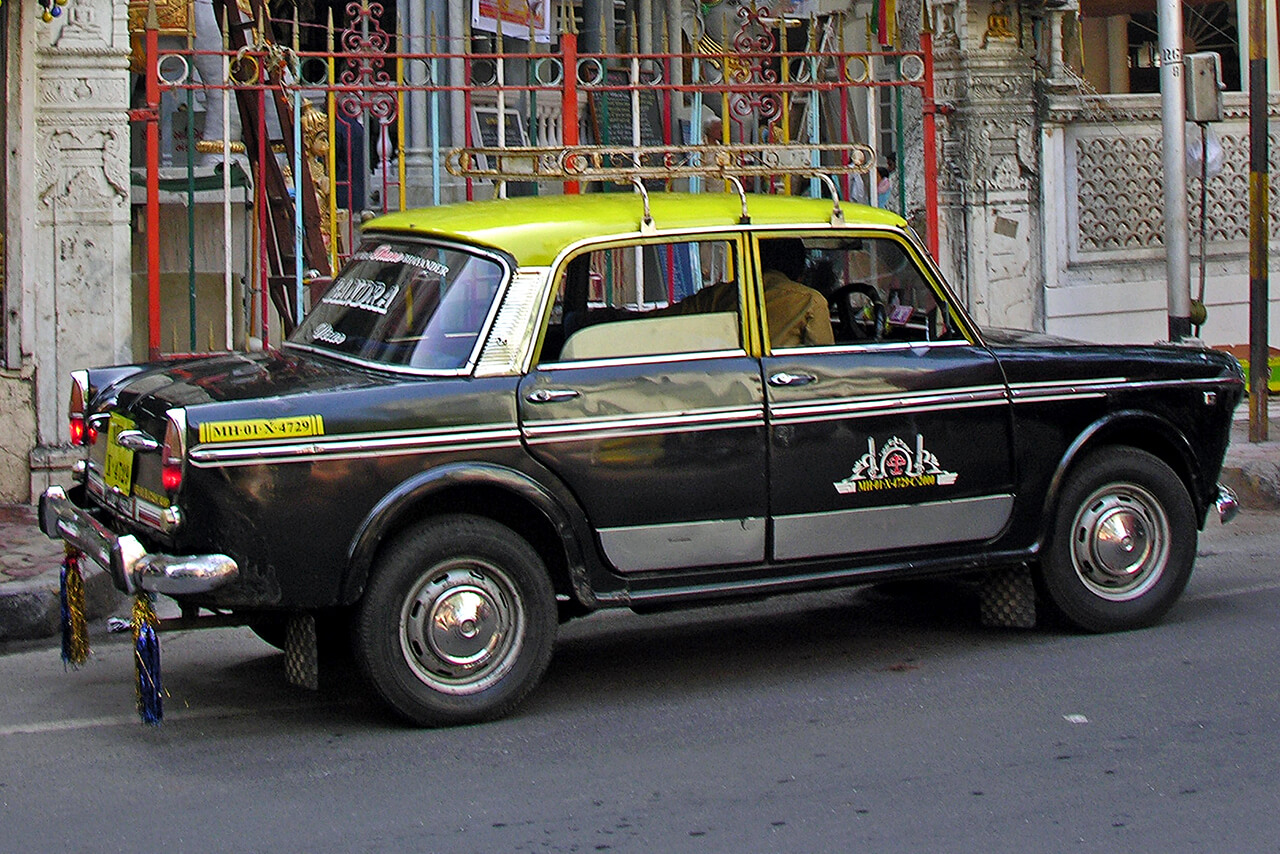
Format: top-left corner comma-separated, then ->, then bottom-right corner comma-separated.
631,177 -> 656,233
816,174 -> 844,226
723,175 -> 750,224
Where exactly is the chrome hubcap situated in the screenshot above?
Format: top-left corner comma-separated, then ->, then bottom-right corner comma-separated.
1069,483 -> 1169,601
400,562 -> 524,695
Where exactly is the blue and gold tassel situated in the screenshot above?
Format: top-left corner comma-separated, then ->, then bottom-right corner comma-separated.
59,546 -> 90,667
131,593 -> 163,725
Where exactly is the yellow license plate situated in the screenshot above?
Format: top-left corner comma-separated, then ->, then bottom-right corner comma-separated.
103,413 -> 136,495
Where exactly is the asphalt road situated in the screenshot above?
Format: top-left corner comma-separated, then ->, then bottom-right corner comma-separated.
1,511 -> 1277,853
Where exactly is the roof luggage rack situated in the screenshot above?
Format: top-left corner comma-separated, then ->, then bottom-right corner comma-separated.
445,143 -> 877,228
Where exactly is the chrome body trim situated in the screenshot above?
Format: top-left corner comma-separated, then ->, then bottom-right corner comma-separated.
476,268 -> 550,377
540,348 -> 747,371
773,494 -> 1015,561
770,385 -> 1008,423
1215,484 -> 1239,525
598,517 -> 766,572
39,486 -> 237,596
116,429 -> 160,453
188,425 -> 523,467
522,406 -> 764,444
777,338 -> 976,356
84,468 -> 179,536
1008,376 -> 1233,405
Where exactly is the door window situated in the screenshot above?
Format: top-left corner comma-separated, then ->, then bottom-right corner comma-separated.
539,239 -> 743,363
797,236 -> 968,345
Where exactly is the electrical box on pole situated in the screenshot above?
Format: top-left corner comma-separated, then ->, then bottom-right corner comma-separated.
1185,52 -> 1225,123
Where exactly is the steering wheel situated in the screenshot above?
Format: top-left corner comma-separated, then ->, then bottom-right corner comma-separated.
829,283 -> 886,341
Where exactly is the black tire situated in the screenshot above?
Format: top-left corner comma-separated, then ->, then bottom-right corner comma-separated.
354,514 -> 557,727
1039,447 -> 1196,632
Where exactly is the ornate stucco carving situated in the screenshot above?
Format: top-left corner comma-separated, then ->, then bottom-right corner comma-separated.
43,0 -> 119,53
36,125 -> 131,214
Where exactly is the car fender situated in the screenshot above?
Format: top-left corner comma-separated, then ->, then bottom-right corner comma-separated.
341,461 -> 597,606
1039,409 -> 1204,544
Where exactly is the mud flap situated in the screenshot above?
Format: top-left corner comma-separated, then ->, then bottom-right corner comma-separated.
285,613 -> 320,690
978,566 -> 1037,629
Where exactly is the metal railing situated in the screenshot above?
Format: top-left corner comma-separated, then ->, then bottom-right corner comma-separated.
133,5 -> 939,353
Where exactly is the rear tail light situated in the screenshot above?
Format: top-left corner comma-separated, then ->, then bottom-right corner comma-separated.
161,409 -> 187,494
68,370 -> 89,445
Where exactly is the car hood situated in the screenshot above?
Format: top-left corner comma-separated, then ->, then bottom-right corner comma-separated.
980,327 -> 1087,347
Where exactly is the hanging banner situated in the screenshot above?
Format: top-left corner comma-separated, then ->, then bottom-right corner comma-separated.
472,0 -> 552,44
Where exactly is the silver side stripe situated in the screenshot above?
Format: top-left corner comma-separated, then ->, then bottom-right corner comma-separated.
599,517 -> 766,572
523,406 -> 765,443
771,385 -> 1008,423
1008,375 -> 1230,404
189,426 -> 522,467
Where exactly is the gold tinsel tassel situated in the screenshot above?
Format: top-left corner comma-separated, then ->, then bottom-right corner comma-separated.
59,546 -> 90,667
132,593 -> 163,725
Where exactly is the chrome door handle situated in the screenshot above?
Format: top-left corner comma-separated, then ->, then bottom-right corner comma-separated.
526,388 -> 581,404
116,429 -> 160,452
768,372 -> 817,387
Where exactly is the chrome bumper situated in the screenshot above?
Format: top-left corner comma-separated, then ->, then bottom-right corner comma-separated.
38,486 -> 238,596
1215,483 -> 1240,525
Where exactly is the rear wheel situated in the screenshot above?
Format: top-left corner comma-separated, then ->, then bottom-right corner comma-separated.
1039,447 -> 1196,632
355,514 -> 557,726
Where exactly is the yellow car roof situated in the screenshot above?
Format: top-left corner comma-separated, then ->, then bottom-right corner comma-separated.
366,192 -> 907,267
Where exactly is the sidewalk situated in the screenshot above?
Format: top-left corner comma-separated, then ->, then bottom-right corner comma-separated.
2,405 -> 1277,643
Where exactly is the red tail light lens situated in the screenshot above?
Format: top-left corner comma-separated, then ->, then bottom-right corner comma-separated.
161,410 -> 187,494
68,371 -> 88,445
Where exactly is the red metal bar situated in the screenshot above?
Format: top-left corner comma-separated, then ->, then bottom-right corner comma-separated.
145,12 -> 162,359
560,31 -> 580,194
921,29 -> 940,262
258,84 -> 269,344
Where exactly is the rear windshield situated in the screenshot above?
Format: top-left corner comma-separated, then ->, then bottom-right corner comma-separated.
289,240 -> 507,370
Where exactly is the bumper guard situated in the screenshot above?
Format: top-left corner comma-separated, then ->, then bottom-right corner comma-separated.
38,486 -> 238,596
1215,483 -> 1240,525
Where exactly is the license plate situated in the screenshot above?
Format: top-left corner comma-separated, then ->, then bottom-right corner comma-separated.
103,413 -> 136,495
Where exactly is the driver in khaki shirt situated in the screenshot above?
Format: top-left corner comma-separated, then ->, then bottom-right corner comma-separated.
666,237 -> 833,349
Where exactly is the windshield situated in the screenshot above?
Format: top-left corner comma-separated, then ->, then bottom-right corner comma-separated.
290,240 -> 507,370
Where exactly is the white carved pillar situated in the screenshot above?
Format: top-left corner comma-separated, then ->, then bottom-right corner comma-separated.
28,0 -> 133,496
933,0 -> 1042,331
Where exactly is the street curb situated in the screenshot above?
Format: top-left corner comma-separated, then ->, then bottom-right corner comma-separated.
1220,462 -> 1280,510
0,561 -> 124,644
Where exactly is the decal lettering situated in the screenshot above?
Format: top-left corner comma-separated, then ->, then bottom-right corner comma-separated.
198,415 -> 325,444
834,435 -> 958,495
351,244 -> 450,278
132,484 -> 171,509
321,277 -> 402,314
311,322 -> 347,345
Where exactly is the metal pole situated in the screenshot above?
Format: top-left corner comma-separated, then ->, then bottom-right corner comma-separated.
1247,0 -> 1270,440
1157,0 -> 1191,341
146,0 -> 162,360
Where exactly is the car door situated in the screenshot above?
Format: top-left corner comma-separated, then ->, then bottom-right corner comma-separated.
518,235 -> 769,573
758,232 -> 1017,563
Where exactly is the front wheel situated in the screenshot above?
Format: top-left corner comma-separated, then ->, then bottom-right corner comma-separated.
355,514 -> 557,726
1038,447 -> 1197,633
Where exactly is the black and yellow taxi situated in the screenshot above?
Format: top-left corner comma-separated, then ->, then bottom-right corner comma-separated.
40,159 -> 1244,726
